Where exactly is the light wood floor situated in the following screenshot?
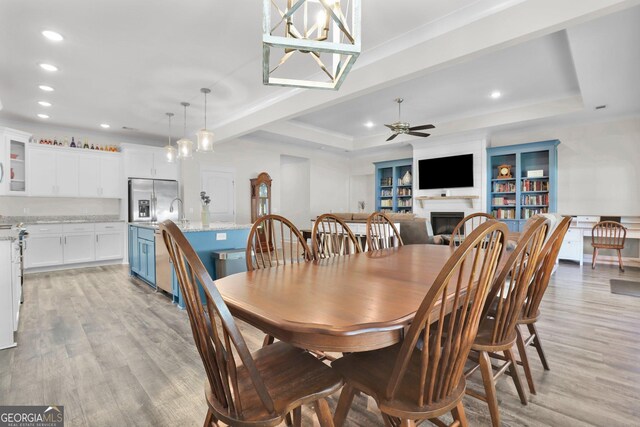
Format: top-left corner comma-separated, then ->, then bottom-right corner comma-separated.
1,262 -> 639,426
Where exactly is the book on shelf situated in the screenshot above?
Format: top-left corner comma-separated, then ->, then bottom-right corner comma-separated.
521,194 -> 549,206
522,179 -> 549,192
492,208 -> 516,219
380,177 -> 393,186
380,189 -> 393,197
492,181 -> 516,192
380,199 -> 393,208
522,207 -> 549,219
396,187 -> 412,196
491,197 -> 516,206
397,198 -> 412,207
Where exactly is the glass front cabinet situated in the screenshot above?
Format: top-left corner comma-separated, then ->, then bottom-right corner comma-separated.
0,127 -> 30,196
486,140 -> 559,232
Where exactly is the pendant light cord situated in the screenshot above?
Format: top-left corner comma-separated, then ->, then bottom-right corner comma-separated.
204,92 -> 207,129
183,104 -> 187,137
168,115 -> 172,146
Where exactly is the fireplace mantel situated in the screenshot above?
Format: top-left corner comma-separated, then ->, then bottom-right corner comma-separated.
415,195 -> 479,208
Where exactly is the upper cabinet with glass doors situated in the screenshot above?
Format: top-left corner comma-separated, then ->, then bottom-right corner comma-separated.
0,127 -> 31,196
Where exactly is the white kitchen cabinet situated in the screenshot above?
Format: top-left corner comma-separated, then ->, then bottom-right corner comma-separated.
29,148 -> 79,197
0,127 -> 30,196
25,222 -> 124,270
25,234 -> 64,268
63,233 -> 96,264
123,145 -> 178,180
56,152 -> 79,196
78,153 -> 122,198
27,148 -> 56,196
0,240 -> 15,349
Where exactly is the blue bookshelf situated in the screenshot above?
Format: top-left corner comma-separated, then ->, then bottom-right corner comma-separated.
374,158 -> 413,213
486,140 -> 559,232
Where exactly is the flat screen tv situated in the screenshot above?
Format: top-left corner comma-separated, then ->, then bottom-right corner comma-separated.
418,154 -> 474,190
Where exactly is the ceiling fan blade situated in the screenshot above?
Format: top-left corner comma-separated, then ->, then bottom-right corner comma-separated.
407,132 -> 431,138
386,133 -> 399,141
409,124 -> 435,131
384,124 -> 395,130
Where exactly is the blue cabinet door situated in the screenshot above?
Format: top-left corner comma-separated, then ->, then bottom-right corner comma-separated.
129,226 -> 141,274
146,240 -> 156,284
137,239 -> 148,279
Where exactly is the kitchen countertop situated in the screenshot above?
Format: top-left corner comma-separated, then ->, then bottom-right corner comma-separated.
131,221 -> 252,232
0,215 -> 123,225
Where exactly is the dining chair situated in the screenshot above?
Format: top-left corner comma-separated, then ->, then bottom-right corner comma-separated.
464,217 -> 548,427
449,212 -> 495,247
515,215 -> 572,394
312,213 -> 362,260
591,220 -> 627,271
246,214 -> 312,347
160,220 -> 342,427
332,220 -> 508,427
366,212 -> 403,251
246,214 -> 312,271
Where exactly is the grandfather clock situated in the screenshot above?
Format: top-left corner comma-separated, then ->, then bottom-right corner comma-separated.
250,172 -> 272,251
250,172 -> 272,222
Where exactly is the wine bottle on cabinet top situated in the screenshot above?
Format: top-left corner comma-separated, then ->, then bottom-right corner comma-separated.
70,137 -> 76,148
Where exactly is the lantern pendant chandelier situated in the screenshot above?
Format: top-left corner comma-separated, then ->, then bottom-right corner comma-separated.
177,102 -> 193,159
164,112 -> 176,163
196,88 -> 214,152
262,0 -> 361,90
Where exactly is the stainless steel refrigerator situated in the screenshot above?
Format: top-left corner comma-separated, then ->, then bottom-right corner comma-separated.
128,179 -> 179,223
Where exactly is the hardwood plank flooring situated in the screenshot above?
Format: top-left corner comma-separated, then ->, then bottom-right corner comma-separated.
1,262 -> 639,426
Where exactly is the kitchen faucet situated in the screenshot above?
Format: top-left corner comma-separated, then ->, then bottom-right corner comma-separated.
169,198 -> 187,224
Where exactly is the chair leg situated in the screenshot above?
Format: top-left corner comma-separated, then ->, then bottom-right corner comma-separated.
203,409 -> 217,427
333,383 -> 356,427
592,248 -> 598,269
617,249 -> 625,272
292,406 -> 302,427
314,398 -> 335,427
479,350 -> 500,427
399,419 -> 416,427
516,325 -> 536,395
451,402 -> 469,427
527,323 -> 550,371
504,348 -> 528,405
262,334 -> 275,347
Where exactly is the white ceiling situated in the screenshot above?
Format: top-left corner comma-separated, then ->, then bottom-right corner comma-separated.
0,0 -> 638,149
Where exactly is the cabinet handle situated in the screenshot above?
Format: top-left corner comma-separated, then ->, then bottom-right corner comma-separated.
59,237 -> 62,245
96,235 -> 99,243
64,236 -> 67,244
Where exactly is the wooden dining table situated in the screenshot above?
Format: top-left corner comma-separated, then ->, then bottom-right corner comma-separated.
214,244 -> 466,353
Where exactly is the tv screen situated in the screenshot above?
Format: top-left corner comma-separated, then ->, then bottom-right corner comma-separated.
418,154 -> 474,190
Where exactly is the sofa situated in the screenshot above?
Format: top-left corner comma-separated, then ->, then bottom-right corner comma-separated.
318,213 -> 445,245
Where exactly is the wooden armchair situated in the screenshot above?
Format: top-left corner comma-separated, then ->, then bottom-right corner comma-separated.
366,212 -> 403,251
449,212 -> 495,247
591,220 -> 627,271
312,213 -> 362,260
332,220 -> 507,427
160,220 -> 342,427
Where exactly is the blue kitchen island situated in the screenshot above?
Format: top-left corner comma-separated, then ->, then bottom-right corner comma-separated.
128,222 -> 251,308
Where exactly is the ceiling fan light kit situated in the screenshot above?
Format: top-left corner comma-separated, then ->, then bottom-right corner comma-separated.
262,0 -> 361,90
384,98 -> 435,141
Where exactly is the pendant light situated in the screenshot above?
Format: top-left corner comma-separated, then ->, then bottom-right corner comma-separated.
164,112 -> 176,163
177,102 -> 193,158
197,88 -> 214,152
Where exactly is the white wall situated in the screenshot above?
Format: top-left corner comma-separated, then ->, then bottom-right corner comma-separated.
180,138 -> 351,225
412,136 -> 487,220
490,116 -> 640,215
280,155 -> 311,230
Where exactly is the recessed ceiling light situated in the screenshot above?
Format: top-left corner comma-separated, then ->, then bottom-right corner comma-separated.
37,113 -> 49,119
100,123 -> 110,129
39,63 -> 58,72
38,101 -> 52,107
42,30 -> 64,42
490,91 -> 502,99
38,85 -> 54,92
364,121 -> 375,128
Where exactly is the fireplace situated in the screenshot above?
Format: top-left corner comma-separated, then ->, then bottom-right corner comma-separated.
431,212 -> 464,236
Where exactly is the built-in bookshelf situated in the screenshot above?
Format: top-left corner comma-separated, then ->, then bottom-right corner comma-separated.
374,158 -> 413,214
486,140 -> 559,231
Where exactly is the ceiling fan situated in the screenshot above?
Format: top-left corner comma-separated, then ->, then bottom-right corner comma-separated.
384,98 -> 434,141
